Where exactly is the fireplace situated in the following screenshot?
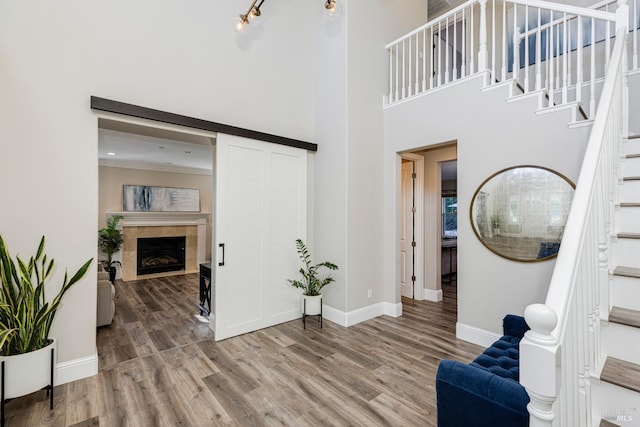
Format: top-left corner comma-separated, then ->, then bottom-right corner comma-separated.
137,236 -> 186,276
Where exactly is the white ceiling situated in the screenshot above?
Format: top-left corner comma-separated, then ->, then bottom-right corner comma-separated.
98,120 -> 214,175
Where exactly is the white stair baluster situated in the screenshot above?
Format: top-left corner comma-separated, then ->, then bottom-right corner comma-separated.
549,11 -> 555,107
402,39 -> 406,99
501,0 -> 507,81
445,16 -> 450,84
422,29 -> 427,92
491,0 -> 496,83
591,18 -> 596,116
454,13 -> 458,81
536,7 -> 542,92
462,9 -> 467,78
563,13 -> 568,104
430,25 -> 435,89
524,6 -> 530,92
577,16 -> 583,106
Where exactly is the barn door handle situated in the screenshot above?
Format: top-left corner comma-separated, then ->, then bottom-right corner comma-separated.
218,243 -> 225,267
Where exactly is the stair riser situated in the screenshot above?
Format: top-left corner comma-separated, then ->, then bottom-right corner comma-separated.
618,207 -> 640,231
611,238 -> 640,268
591,380 -> 640,427
619,180 -> 640,203
623,158 -> 640,177
624,138 -> 640,156
610,276 -> 640,312
602,321 -> 640,366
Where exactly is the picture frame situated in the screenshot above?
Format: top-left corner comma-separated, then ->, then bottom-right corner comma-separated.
123,185 -> 200,212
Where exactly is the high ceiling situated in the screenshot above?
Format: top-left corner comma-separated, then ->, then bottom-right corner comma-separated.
428,0 -> 467,21
98,1 -> 464,176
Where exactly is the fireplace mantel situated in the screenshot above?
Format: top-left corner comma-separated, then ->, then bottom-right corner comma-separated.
108,211 -> 209,227
109,212 -> 209,281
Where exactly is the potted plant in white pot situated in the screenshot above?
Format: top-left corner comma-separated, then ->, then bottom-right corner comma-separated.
287,239 -> 338,325
0,235 -> 92,420
98,214 -> 123,283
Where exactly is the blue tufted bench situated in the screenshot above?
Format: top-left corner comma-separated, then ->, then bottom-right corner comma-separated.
436,315 -> 530,427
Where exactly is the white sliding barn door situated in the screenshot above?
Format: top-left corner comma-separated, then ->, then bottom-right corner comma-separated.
213,134 -> 307,341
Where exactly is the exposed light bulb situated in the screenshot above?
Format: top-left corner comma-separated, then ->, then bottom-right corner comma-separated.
235,14 -> 249,33
248,7 -> 262,24
325,0 -> 341,18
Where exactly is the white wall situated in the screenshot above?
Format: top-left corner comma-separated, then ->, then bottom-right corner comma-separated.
384,74 -> 592,337
313,0 -> 428,315
0,0 -> 314,374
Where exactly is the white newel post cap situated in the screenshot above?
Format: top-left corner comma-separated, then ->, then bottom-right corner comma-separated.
524,304 -> 558,344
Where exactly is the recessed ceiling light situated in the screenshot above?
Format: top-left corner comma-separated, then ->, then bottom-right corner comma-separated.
166,162 -> 173,165
158,146 -> 165,149
107,152 -> 117,156
185,151 -> 192,154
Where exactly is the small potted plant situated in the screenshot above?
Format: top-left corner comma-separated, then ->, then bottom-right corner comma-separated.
0,235 -> 92,416
98,214 -> 123,282
287,239 -> 338,317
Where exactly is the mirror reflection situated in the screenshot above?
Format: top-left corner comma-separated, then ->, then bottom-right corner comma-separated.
470,166 -> 575,262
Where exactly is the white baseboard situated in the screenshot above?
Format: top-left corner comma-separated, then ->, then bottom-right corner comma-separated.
55,353 -> 98,386
383,302 -> 403,318
323,301 -> 402,327
456,322 -> 501,348
424,288 -> 443,302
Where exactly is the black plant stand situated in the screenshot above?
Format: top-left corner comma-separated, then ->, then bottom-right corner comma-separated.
198,262 -> 212,317
302,297 -> 323,330
1,347 -> 54,427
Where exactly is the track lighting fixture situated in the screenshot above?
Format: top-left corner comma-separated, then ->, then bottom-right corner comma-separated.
236,0 -> 340,32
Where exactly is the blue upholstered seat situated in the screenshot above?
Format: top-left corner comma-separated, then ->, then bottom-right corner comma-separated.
436,315 -> 530,427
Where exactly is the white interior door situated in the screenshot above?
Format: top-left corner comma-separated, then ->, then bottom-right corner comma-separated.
213,134 -> 307,341
400,160 -> 414,298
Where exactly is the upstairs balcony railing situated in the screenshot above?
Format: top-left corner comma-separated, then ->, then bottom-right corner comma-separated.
385,0 -> 638,119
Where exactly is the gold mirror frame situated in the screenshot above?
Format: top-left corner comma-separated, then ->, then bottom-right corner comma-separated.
469,165 -> 575,262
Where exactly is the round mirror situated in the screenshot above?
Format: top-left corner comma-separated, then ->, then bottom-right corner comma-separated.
470,166 -> 575,262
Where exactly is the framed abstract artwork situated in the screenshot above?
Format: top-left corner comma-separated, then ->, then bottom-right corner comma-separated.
123,185 -> 200,212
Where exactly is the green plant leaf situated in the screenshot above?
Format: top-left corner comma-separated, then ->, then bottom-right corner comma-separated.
287,239 -> 338,297
0,235 -> 92,356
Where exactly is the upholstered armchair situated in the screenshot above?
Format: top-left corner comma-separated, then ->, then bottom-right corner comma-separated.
97,264 -> 115,327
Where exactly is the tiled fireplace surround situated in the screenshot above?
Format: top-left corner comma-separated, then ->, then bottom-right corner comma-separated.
110,212 -> 209,281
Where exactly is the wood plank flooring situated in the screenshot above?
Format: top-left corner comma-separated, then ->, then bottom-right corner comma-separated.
4,275 -> 481,426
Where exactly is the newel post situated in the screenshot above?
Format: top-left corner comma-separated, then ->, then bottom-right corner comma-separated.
520,304 -> 559,427
478,0 -> 489,74
616,0 -> 629,33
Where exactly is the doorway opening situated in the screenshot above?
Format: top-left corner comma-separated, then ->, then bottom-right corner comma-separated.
398,144 -> 457,310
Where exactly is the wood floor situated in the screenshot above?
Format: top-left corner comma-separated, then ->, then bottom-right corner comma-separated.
4,275 -> 482,426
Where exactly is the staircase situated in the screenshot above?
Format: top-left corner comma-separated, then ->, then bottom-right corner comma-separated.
595,134 -> 640,427
383,0 -> 640,424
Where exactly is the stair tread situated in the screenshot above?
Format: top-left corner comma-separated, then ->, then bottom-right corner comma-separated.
601,356 -> 640,394
609,306 -> 640,329
614,266 -> 640,278
623,176 -> 640,181
626,153 -> 640,159
600,419 -> 621,427
617,232 -> 640,239
620,202 -> 640,207
629,134 -> 640,140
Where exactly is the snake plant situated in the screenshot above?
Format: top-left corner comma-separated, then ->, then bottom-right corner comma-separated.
0,235 -> 92,356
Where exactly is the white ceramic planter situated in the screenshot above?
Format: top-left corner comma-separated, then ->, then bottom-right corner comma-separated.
302,294 -> 322,316
0,338 -> 56,399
